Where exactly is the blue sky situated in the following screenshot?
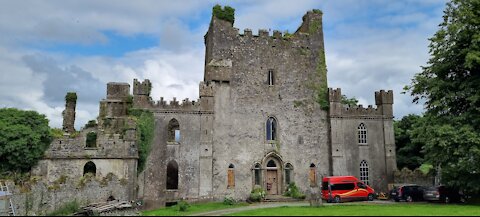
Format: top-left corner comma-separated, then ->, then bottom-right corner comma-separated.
0,0 -> 447,129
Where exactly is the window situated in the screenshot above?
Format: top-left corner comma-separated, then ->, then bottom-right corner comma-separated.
285,163 -> 293,185
360,160 -> 369,185
268,69 -> 275,85
86,132 -> 97,148
254,164 -> 261,186
331,183 -> 355,191
83,161 -> 96,176
168,119 -> 180,142
266,117 -> 277,141
167,160 -> 179,190
267,160 -> 277,168
309,163 -> 317,187
228,164 -> 235,188
358,123 -> 367,144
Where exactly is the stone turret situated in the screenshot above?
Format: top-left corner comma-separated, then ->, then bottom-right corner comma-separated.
62,92 -> 77,133
375,90 -> 394,117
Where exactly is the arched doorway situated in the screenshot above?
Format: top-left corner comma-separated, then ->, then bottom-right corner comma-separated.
83,161 -> 96,176
263,156 -> 283,195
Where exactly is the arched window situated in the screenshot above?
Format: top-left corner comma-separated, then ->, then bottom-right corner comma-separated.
268,69 -> 275,86
267,160 -> 277,168
266,117 -> 277,141
83,161 -> 96,176
168,119 -> 180,142
166,160 -> 178,190
358,123 -> 367,144
309,163 -> 317,187
228,164 -> 235,188
285,163 -> 293,185
360,160 -> 369,185
254,163 -> 261,186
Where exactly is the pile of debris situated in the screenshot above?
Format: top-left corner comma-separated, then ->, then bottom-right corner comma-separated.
73,200 -> 135,216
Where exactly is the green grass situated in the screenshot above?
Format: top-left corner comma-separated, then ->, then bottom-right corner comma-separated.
227,204 -> 480,216
142,202 -> 248,216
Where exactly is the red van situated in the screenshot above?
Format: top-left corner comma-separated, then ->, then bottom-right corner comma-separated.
321,176 -> 375,203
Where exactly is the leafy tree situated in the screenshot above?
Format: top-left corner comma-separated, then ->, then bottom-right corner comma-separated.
340,95 -> 358,107
405,0 -> 480,193
394,114 -> 425,170
0,108 -> 52,173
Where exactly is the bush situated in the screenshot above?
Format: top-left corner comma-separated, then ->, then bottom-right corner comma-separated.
284,182 -> 306,199
0,108 -> 52,173
177,200 -> 190,212
84,120 -> 97,128
249,186 -> 266,202
212,4 -> 235,24
47,199 -> 80,216
223,197 -> 236,205
86,132 -> 97,148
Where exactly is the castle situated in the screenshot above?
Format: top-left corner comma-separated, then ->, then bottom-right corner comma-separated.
32,8 -> 396,210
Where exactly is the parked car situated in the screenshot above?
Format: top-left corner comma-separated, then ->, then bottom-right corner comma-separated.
423,186 -> 465,203
390,184 -> 424,202
321,176 -> 375,203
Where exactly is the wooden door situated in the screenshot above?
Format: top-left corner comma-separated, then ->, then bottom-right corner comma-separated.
266,170 -> 278,195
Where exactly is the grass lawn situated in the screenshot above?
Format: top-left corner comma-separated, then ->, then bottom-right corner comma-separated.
227,204 -> 480,216
142,202 -> 248,216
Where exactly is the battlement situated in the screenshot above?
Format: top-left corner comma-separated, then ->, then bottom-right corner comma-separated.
133,79 -> 151,96
199,81 -> 216,97
329,88 -> 342,102
341,104 -> 382,116
107,82 -> 130,100
375,90 -> 394,105
145,97 -> 201,111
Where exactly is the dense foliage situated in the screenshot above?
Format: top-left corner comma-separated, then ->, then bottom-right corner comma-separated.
128,109 -> 154,174
341,95 -> 358,107
283,182 -> 306,199
405,0 -> 480,193
212,4 -> 235,24
65,92 -> 77,103
394,114 -> 425,170
0,108 -> 52,173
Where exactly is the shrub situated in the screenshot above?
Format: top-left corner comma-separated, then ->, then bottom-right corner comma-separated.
47,199 -> 80,216
177,200 -> 190,212
86,132 -> 97,148
84,120 -> 97,128
249,186 -> 266,202
223,197 -> 236,205
284,182 -> 306,199
212,4 -> 235,24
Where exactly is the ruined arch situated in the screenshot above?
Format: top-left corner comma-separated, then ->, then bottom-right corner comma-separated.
167,118 -> 180,142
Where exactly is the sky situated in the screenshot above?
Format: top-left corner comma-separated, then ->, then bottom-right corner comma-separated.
0,0 -> 447,129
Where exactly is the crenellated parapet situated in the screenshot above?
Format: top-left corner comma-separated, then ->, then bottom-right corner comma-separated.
199,81 -> 216,97
375,90 -> 394,105
133,78 -> 152,96
328,88 -> 342,102
341,104 -> 382,116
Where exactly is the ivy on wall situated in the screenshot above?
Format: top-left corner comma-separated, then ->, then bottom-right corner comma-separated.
128,109 -> 154,174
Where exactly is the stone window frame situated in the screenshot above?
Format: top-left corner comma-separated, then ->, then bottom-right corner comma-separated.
266,116 -> 278,142
167,118 -> 180,144
284,163 -> 294,185
166,160 -> 179,190
357,123 -> 367,145
360,160 -> 369,185
252,163 -> 262,187
227,164 -> 235,189
267,69 -> 275,86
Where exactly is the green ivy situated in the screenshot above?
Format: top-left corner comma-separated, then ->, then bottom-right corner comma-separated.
212,4 -> 235,24
65,92 -> 77,103
86,132 -> 97,148
128,108 -> 154,174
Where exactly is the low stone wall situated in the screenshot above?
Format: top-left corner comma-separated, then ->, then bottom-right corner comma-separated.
393,168 -> 435,187
7,174 -> 131,216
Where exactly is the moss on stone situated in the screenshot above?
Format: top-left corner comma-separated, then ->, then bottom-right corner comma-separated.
65,92 -> 77,103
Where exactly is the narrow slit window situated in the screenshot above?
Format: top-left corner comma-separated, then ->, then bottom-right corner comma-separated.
268,70 -> 275,86
228,164 -> 235,188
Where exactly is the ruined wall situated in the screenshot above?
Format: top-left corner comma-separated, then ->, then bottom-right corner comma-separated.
329,88 -> 396,192
62,92 -> 77,133
6,174 -> 131,216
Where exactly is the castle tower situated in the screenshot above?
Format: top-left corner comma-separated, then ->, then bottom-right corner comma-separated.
62,92 -> 77,133
375,90 -> 396,185
133,79 -> 152,107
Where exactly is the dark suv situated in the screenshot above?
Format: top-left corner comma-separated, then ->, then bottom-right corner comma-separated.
390,185 -> 424,202
423,186 -> 465,203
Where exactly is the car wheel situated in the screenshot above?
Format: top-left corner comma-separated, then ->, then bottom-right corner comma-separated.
406,196 -> 413,202
368,194 -> 374,201
334,196 -> 341,203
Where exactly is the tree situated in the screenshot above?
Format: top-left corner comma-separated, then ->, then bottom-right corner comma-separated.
405,0 -> 480,193
394,114 -> 425,170
341,95 -> 358,107
0,108 -> 52,173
